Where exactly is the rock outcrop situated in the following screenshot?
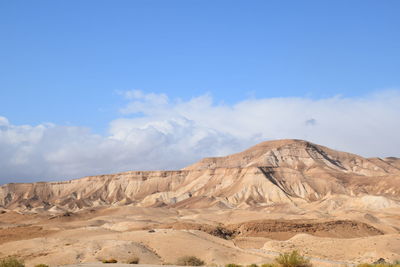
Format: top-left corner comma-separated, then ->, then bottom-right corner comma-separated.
1,139 -> 400,212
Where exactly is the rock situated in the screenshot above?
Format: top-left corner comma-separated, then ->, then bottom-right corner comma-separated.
0,139 -> 399,212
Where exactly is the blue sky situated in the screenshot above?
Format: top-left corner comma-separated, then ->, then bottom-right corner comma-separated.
1,0 -> 400,183
2,0 -> 400,132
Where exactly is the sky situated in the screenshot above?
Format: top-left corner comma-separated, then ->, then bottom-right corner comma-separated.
1,0 -> 400,184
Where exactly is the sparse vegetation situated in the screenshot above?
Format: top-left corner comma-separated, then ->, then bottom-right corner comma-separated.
127,257 -> 140,264
34,264 -> 49,267
258,253 -> 400,267
225,252 -> 312,267
275,250 -> 312,267
176,256 -> 205,266
355,257 -> 400,267
0,257 -> 25,267
102,259 -> 118,264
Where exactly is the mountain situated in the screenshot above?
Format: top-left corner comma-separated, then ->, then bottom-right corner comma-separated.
1,139 -> 400,212
1,139 -> 400,266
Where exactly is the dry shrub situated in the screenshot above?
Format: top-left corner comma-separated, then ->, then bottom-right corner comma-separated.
275,251 -> 312,267
127,257 -> 140,264
102,259 -> 118,264
176,256 -> 205,266
0,257 -> 24,267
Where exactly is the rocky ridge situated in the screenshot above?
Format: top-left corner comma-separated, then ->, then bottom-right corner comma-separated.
1,139 -> 400,212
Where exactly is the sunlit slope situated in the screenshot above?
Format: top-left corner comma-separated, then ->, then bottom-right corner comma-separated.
1,139 -> 399,212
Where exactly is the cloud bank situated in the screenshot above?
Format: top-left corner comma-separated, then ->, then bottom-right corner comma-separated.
1,90 -> 399,184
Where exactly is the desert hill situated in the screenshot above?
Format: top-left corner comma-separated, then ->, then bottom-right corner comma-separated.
1,139 -> 400,212
1,139 -> 400,266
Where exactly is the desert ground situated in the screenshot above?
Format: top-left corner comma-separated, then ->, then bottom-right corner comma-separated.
0,140 -> 399,266
0,204 -> 399,266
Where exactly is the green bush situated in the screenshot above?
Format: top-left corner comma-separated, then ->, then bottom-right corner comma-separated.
225,264 -> 243,267
261,264 -> 278,267
102,259 -> 118,264
247,264 -> 259,267
0,258 -> 24,267
127,257 -> 140,264
275,251 -> 312,267
176,256 -> 205,266
0,257 -> 25,267
34,265 -> 49,267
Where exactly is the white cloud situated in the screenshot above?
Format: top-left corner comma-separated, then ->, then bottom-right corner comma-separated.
0,90 -> 400,184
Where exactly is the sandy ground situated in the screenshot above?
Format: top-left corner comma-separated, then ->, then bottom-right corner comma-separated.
0,205 -> 399,267
1,140 -> 400,267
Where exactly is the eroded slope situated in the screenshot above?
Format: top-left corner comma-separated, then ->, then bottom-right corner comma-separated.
1,139 -> 400,212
